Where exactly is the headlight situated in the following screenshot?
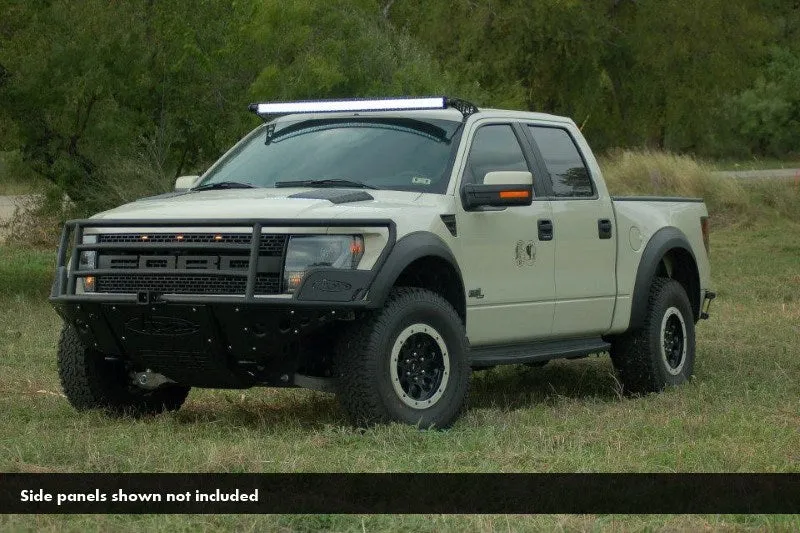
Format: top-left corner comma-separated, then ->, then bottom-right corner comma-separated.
283,235 -> 364,293
79,235 -> 97,292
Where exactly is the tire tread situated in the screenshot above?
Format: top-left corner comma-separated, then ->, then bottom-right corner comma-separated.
611,277 -> 695,394
58,324 -> 189,416
334,287 -> 470,428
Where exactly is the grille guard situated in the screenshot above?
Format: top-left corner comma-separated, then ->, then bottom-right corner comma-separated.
50,218 -> 396,306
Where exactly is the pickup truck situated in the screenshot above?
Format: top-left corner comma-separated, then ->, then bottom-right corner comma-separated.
50,97 -> 715,428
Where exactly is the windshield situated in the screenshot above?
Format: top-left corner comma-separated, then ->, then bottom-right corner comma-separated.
197,117 -> 463,193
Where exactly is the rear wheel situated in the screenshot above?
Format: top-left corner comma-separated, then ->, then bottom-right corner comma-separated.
58,324 -> 190,416
610,278 -> 696,394
335,287 -> 470,428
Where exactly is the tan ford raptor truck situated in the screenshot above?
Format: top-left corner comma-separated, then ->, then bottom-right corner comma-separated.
50,97 -> 715,428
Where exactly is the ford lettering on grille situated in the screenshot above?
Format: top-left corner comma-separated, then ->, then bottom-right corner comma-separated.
101,255 -> 234,270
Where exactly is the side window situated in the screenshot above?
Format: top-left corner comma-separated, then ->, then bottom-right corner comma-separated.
463,124 -> 528,185
529,126 -> 593,198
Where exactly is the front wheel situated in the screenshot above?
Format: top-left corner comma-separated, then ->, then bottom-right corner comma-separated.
610,278 -> 696,394
335,288 -> 470,428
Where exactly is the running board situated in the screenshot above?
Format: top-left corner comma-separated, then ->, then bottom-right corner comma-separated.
469,337 -> 610,367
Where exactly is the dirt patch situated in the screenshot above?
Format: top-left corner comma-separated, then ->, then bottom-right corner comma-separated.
0,195 -> 40,243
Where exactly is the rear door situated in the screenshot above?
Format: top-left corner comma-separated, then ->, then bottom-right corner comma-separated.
455,121 -> 555,345
523,124 -> 617,337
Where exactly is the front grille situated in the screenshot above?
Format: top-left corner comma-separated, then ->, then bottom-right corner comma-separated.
92,232 -> 287,296
98,233 -> 287,255
96,273 -> 281,295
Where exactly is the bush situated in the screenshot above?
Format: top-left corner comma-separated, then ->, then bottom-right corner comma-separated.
599,149 -> 800,226
727,48 -> 800,158
0,151 -> 49,195
599,149 -> 750,224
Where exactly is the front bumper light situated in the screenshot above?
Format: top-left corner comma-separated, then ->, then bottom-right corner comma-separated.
78,235 -> 97,292
283,235 -> 364,293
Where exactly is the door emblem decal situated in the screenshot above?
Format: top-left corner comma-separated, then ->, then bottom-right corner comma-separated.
515,240 -> 535,266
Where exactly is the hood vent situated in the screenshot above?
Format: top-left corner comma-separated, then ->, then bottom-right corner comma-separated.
289,189 -> 374,204
135,191 -> 190,202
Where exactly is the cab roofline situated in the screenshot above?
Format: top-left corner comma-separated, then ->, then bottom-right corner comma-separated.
476,108 -> 573,124
261,108 -> 573,128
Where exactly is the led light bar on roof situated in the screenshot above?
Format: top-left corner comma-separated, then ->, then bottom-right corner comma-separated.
250,97 -> 447,116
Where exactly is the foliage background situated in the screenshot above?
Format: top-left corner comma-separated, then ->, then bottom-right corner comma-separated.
1,0 -> 798,211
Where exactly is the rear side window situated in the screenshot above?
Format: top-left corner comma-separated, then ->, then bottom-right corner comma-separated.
529,126 -> 593,198
463,124 -> 528,185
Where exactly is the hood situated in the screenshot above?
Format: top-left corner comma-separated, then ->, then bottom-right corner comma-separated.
91,187 -> 430,221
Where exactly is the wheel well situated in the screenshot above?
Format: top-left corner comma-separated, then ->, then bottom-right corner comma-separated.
393,256 -> 466,324
655,248 -> 701,320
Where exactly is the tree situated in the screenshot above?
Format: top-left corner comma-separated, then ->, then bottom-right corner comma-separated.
0,0 -> 260,210
246,0 -> 467,101
729,47 -> 800,157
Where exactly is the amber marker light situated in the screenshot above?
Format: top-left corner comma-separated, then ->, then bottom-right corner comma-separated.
499,190 -> 530,199
287,272 -> 304,291
175,234 -> 184,241
140,235 -> 149,241
214,234 -> 223,241
84,276 -> 95,291
350,240 -> 364,254
701,216 -> 710,256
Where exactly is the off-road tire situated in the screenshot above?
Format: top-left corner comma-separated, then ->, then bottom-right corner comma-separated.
610,277 -> 696,395
335,287 -> 470,428
58,324 -> 190,416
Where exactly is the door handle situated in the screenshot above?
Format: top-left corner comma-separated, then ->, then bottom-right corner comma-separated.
538,219 -> 553,241
598,218 -> 613,239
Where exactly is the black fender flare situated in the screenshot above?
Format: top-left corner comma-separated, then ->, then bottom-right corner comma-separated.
629,226 -> 699,330
366,231 -> 464,309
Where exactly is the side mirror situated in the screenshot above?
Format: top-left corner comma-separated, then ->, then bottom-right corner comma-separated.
174,175 -> 200,191
462,171 -> 533,210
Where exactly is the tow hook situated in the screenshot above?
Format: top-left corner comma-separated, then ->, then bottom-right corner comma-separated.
700,290 -> 716,320
133,370 -> 175,390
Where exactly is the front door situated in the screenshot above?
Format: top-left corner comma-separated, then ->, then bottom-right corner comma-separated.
455,121 -> 555,346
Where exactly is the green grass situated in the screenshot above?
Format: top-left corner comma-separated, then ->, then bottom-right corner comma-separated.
1,185 -> 799,530
8,513 -> 800,532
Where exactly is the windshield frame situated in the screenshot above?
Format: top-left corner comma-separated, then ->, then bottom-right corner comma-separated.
195,115 -> 465,195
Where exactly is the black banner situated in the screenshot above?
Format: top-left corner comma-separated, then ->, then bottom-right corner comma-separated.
1,473 -> 798,514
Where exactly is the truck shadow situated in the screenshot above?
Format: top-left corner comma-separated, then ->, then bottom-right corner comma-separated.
173,357 -> 621,428
176,389 -> 344,429
468,356 -> 621,410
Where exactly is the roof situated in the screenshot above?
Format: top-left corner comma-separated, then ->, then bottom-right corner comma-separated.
269,107 -> 573,125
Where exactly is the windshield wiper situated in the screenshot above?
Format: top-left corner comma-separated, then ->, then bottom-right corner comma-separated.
192,181 -> 258,191
274,179 -> 379,190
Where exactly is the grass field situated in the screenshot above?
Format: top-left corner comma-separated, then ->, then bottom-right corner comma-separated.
0,176 -> 798,530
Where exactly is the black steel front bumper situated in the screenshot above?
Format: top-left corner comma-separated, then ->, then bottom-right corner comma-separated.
50,218 -> 396,388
